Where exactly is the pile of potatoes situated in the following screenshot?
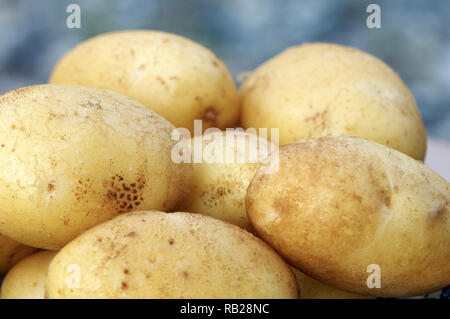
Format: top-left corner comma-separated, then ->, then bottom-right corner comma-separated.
0,30 -> 448,299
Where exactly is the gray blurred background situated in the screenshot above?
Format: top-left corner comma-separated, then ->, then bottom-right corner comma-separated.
0,0 -> 449,142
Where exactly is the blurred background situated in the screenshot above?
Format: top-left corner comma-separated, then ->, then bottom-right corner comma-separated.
0,0 -> 449,143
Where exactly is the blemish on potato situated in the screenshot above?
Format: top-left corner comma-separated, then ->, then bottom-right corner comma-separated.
428,203 -> 447,219
47,183 -> 55,192
125,231 -> 137,238
156,76 -> 169,90
202,108 -> 217,124
385,195 -> 392,207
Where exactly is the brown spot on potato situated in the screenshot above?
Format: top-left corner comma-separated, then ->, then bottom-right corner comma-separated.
385,195 -> 391,207
428,203 -> 447,219
105,174 -> 146,214
168,238 -> 175,245
106,190 -> 117,200
202,108 -> 217,124
47,183 -> 55,192
125,232 -> 137,238
156,77 -> 169,90
121,282 -> 128,289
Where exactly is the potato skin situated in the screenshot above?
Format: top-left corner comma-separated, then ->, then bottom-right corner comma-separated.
0,84 -> 191,250
291,268 -> 373,299
246,136 -> 449,297
0,235 -> 38,275
50,30 -> 240,133
46,211 -> 298,299
241,43 -> 426,160
1,250 -> 56,299
176,131 -> 273,231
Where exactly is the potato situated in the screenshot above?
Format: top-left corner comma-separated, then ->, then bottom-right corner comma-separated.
0,84 -> 191,250
246,136 -> 449,297
1,250 -> 56,299
0,235 -> 38,275
241,43 -> 426,160
175,130 -> 276,230
291,268 -> 373,299
50,30 -> 240,133
46,211 -> 298,299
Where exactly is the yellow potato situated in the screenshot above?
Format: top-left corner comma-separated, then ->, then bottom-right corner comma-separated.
246,136 -> 449,297
1,251 -> 56,299
176,130 -> 275,230
46,211 -> 298,299
0,84 -> 191,250
0,235 -> 38,275
241,43 -> 426,160
291,268 -> 373,299
50,30 -> 240,133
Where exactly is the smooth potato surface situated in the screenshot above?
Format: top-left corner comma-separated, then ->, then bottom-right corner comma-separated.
241,43 -> 426,160
0,84 -> 190,249
46,211 -> 298,299
1,250 -> 56,299
0,235 -> 38,275
176,131 -> 275,230
246,136 -> 449,297
50,30 -> 240,133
